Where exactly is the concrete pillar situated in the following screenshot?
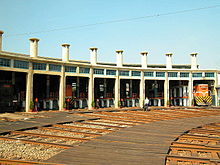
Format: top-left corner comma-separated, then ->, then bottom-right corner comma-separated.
183,86 -> 187,97
179,99 -> 183,106
179,87 -> 183,97
79,100 -> 83,109
214,72 -> 218,106
190,53 -> 198,70
158,99 -> 161,106
132,99 -> 135,107
25,63 -> 33,112
188,74 -> 193,106
114,70 -> 120,108
88,68 -> 94,109
62,44 -> 70,62
165,53 -> 173,69
116,50 -> 123,67
90,47 -> 98,65
29,38 -> 39,58
174,88 -> 177,97
139,71 -> 145,108
140,52 -> 148,69
183,98 -> 187,106
0,30 -> 4,51
164,73 -> 169,106
59,66 -> 65,111
107,99 -> 110,107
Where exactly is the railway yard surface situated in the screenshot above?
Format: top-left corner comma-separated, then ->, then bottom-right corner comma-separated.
0,107 -> 220,165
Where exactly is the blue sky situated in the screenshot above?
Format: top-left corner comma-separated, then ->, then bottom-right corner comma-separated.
0,0 -> 220,69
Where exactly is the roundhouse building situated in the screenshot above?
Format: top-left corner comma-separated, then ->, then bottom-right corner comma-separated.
0,30 -> 219,113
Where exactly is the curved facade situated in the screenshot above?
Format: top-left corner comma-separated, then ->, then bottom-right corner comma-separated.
0,31 -> 219,112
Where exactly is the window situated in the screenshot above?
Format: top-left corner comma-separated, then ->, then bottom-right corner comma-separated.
94,68 -> 104,75
33,63 -> 46,70
119,70 -> 130,76
65,66 -> 77,73
49,64 -> 61,72
79,67 -> 90,74
144,72 -> 154,77
131,71 -> 141,76
168,72 -> 178,77
180,72 -> 189,77
156,72 -> 165,77
192,73 -> 202,78
106,69 -> 116,75
0,58 -> 10,67
14,60 -> 29,69
205,72 -> 215,77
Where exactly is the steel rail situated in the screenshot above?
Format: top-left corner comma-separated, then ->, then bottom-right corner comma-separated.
180,134 -> 220,142
166,155 -> 220,164
189,128 -> 220,135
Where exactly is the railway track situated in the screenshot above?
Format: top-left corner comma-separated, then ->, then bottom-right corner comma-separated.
166,123 -> 220,165
0,108 -> 219,164
0,113 -> 136,164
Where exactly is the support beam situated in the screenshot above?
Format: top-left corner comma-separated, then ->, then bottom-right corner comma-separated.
88,68 -> 94,109
114,70 -> 120,108
139,71 -> 145,108
59,66 -> 65,111
25,63 -> 33,112
188,73 -> 193,106
214,72 -> 218,106
164,73 -> 169,107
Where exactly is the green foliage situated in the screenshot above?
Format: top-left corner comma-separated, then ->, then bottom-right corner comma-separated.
30,101 -> 34,110
63,101 -> 67,108
167,100 -> 170,106
91,101 -> 95,108
118,101 -> 121,107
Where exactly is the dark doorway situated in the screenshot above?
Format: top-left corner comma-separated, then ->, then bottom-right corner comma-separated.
0,71 -> 26,112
